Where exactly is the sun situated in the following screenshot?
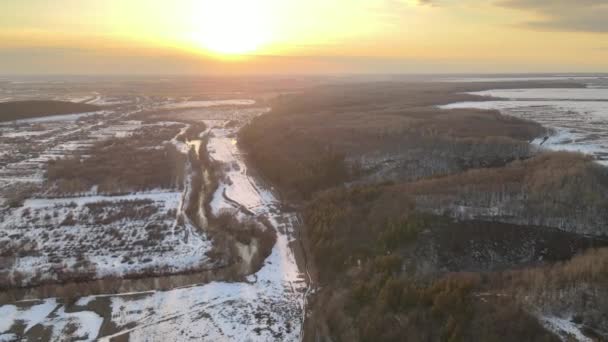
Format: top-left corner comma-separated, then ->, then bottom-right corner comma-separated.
194,1 -> 271,55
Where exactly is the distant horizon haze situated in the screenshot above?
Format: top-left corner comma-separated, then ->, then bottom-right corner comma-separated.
2,0 -> 608,75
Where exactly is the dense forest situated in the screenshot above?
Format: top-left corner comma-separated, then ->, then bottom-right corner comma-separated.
239,82 -> 608,341
240,82 -> 545,199
407,152 -> 608,235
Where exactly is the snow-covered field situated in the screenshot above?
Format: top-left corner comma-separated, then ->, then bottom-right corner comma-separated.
92,118 -> 306,341
0,190 -> 212,285
0,112 -> 141,189
0,299 -> 102,341
540,315 -> 592,342
440,85 -> 608,165
0,111 -> 186,193
0,94 -> 220,289
1,98 -> 306,340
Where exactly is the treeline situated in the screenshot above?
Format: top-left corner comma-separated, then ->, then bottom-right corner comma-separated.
489,248 -> 608,338
304,185 -> 417,278
499,247 -> 608,290
0,100 -> 101,122
308,259 -> 558,342
302,184 -> 605,341
407,152 -> 608,235
240,121 -> 352,199
304,182 -> 606,280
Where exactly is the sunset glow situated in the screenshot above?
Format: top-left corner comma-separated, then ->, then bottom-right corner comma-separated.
1,0 -> 607,74
191,1 -> 271,55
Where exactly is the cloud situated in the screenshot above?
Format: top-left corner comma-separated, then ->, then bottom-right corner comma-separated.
499,0 -> 608,32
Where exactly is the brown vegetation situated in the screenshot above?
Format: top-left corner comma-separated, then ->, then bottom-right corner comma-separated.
3,183 -> 39,207
209,212 -> 276,275
306,262 -> 558,342
302,184 -> 605,340
406,152 -> 608,235
240,82 -> 545,199
47,124 -> 185,194
240,82 -> 607,341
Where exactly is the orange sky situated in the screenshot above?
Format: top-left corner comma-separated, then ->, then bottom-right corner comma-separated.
1,0 -> 607,74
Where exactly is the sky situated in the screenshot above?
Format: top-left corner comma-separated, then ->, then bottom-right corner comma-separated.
1,0 -> 608,75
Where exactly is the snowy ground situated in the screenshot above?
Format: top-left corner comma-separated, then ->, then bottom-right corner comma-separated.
0,95 -> 217,287
93,118 -> 306,341
0,299 -> 102,341
440,85 -> 608,165
207,124 -> 275,216
0,104 -> 306,341
0,110 -> 142,190
0,190 -> 211,285
540,315 -> 592,342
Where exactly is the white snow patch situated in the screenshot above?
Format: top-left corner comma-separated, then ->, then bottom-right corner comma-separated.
0,299 -> 58,334
440,86 -> 608,165
43,306 -> 103,341
0,334 -> 16,341
540,315 -> 591,342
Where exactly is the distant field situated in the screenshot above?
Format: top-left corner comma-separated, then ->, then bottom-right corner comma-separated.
0,100 -> 101,122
